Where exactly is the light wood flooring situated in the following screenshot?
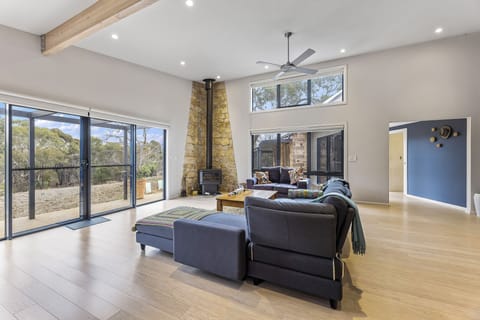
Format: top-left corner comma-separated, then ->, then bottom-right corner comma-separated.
0,193 -> 479,319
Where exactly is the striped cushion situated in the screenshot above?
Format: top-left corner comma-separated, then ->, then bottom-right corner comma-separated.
288,189 -> 323,199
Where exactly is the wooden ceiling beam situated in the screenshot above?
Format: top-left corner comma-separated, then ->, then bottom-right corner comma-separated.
41,0 -> 157,55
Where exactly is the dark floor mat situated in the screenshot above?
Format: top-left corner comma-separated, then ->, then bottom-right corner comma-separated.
65,217 -> 110,230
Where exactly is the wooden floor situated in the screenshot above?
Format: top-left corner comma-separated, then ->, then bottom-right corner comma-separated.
0,193 -> 479,319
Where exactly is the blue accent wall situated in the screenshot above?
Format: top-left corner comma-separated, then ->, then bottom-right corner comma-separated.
390,119 -> 466,207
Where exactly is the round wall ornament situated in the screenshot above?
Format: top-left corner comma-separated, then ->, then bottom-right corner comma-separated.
439,125 -> 452,139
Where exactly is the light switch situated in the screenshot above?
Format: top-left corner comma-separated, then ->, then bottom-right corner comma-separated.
348,154 -> 357,162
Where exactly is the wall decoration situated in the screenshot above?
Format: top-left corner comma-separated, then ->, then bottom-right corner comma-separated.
439,125 -> 452,139
429,124 -> 460,147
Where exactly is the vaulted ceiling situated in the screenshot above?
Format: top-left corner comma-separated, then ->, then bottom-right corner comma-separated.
1,0 -> 480,81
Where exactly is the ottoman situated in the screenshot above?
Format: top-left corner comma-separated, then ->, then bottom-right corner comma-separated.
134,206 -> 217,253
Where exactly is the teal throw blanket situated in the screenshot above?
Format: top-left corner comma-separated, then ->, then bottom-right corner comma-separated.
312,192 -> 366,255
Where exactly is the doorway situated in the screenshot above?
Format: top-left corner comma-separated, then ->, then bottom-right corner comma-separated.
388,119 -> 470,212
389,129 -> 406,193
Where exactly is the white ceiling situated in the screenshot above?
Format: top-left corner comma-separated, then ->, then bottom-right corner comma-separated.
1,0 -> 480,81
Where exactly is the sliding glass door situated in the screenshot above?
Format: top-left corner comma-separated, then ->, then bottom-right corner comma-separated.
0,102 -> 167,239
90,119 -> 132,215
11,106 -> 82,234
310,130 -> 344,184
135,126 -> 166,205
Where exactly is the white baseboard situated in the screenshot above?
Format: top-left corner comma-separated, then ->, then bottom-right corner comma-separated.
355,200 -> 390,206
405,193 -> 468,213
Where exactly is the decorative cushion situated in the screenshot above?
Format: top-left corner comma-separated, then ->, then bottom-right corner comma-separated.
288,189 -> 323,199
288,168 -> 305,185
279,167 -> 293,184
254,171 -> 271,184
261,166 -> 281,183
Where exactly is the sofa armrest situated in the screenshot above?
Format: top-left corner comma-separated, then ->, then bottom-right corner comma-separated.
173,219 -> 246,281
297,178 -> 310,189
246,177 -> 257,189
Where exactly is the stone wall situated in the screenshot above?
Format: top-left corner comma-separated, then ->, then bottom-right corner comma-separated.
182,81 -> 238,194
212,82 -> 238,192
289,133 -> 308,170
182,82 -> 207,194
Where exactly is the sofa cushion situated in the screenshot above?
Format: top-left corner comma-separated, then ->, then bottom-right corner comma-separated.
288,168 -> 305,185
254,171 -> 271,184
202,213 -> 247,230
280,167 -> 294,183
261,166 -> 281,183
245,197 -> 337,257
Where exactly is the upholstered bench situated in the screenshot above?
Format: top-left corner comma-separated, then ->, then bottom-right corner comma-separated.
133,206 -> 217,253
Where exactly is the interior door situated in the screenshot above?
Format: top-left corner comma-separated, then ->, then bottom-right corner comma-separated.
389,132 -> 404,192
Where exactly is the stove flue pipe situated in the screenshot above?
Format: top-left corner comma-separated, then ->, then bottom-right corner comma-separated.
203,78 -> 215,169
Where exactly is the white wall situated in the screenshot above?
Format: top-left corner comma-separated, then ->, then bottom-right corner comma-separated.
226,32 -> 480,204
0,25 -> 192,199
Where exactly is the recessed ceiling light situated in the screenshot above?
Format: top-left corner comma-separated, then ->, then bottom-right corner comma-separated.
185,0 -> 194,7
180,61 -> 186,66
216,75 -> 221,79
264,65 -> 269,69
111,34 -> 119,40
340,48 -> 346,54
435,27 -> 443,34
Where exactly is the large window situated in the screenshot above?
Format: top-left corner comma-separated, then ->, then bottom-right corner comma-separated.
0,101 -> 167,240
252,129 -> 344,187
251,66 -> 345,112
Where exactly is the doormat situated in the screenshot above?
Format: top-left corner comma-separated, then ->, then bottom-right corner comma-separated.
65,217 -> 110,230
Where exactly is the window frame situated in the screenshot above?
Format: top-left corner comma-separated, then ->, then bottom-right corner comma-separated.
251,129 -> 345,183
250,65 -> 347,113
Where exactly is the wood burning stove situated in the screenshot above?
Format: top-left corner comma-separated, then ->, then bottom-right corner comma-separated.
199,169 -> 222,195
198,78 -> 222,195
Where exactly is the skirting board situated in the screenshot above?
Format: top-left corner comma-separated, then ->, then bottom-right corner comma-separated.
355,200 -> 389,206
405,194 -> 468,213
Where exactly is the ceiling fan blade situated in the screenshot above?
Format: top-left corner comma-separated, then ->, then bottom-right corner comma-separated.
274,71 -> 286,79
291,48 -> 315,66
293,66 -> 318,75
256,61 -> 282,67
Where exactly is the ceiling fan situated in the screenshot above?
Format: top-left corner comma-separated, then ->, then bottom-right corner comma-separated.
257,32 -> 317,79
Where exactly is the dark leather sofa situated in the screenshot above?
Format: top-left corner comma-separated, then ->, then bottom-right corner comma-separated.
246,166 -> 310,197
245,192 -> 354,309
171,179 -> 354,309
